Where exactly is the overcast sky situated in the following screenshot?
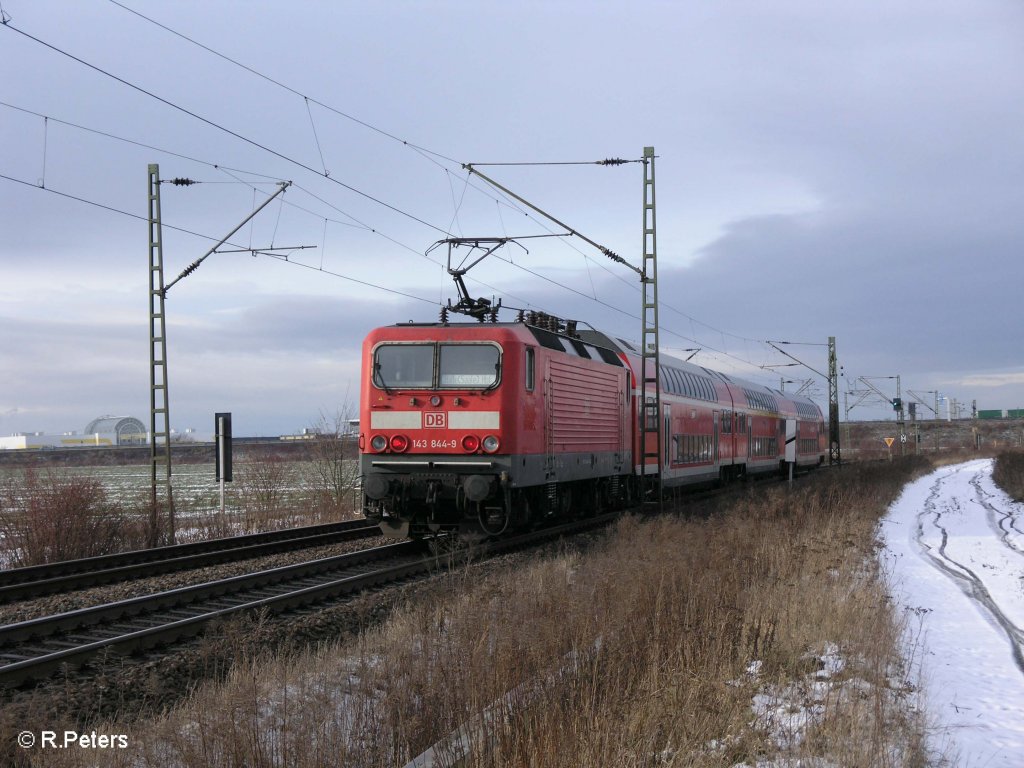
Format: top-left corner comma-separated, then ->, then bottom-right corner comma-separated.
2,1 -> 1022,438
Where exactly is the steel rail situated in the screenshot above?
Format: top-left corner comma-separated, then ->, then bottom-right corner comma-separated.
0,540 -> 424,686
0,513 -> 618,688
0,519 -> 381,603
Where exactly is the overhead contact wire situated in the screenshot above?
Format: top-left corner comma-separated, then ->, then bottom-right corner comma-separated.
1,22 -> 452,238
104,2 -> 647,295
107,0 -> 460,167
99,6 -> 651,317
5,23 -> 785,374
0,172 -> 438,306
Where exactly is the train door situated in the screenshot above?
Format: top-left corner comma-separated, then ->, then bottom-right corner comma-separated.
663,404 -> 672,470
713,411 -> 720,464
719,409 -> 732,467
641,395 -> 660,473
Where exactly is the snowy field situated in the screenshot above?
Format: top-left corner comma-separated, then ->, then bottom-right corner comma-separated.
880,459 -> 1024,767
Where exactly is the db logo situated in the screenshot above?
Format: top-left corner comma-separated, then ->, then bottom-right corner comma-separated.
424,412 -> 446,429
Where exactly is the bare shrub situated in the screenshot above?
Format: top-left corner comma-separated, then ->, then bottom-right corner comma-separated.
300,410 -> 360,521
234,453 -> 293,532
0,469 -> 146,566
993,450 -> 1024,500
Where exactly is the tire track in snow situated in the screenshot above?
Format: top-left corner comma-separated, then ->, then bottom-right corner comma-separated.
914,465 -> 1024,676
971,471 -> 1024,554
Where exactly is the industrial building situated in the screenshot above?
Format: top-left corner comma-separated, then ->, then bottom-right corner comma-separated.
0,416 -> 147,450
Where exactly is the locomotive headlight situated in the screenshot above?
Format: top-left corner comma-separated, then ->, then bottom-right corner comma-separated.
461,435 -> 480,452
389,434 -> 410,453
481,435 -> 500,453
430,395 -> 442,407
370,435 -> 387,452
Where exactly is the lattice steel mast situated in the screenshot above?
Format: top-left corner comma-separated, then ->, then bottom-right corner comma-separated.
462,150 -> 659,500
147,167 -> 294,546
768,338 -> 841,466
828,336 -> 840,465
638,147 -> 662,503
148,164 -> 174,546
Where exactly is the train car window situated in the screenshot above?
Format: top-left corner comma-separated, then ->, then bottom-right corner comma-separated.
645,397 -> 658,430
439,344 -> 501,388
722,411 -> 732,434
525,347 -> 535,392
374,344 -> 434,388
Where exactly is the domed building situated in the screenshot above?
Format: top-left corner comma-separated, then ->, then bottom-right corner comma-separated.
83,416 -> 148,446
0,415 -> 148,450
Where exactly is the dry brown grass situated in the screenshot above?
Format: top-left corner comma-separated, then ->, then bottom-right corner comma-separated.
22,458 -> 936,767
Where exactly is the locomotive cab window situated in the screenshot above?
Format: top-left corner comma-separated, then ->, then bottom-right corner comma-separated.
374,344 -> 433,388
439,344 -> 500,387
372,342 -> 501,390
525,347 -> 535,392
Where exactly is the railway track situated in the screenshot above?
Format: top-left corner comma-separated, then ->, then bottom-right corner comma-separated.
0,519 -> 382,603
0,512 -> 617,688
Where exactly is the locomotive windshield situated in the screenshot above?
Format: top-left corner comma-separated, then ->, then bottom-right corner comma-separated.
373,342 -> 500,389
374,344 -> 434,388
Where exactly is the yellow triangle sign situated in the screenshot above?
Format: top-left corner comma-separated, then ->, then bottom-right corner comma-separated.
884,437 -> 895,447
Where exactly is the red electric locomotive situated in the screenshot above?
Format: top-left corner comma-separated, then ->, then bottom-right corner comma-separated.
359,316 -> 825,539
359,319 -> 631,538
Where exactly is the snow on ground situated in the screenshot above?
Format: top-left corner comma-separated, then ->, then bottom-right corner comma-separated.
880,458 -> 1024,767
